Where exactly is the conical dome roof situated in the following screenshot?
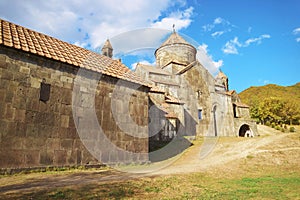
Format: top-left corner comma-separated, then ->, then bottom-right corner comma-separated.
102,39 -> 113,50
159,32 -> 193,48
216,70 -> 227,79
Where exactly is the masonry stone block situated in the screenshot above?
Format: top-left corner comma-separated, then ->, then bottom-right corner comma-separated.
0,89 -> 6,102
60,75 -> 73,83
60,139 -> 73,150
15,109 -> 26,122
24,150 -> 40,166
60,115 -> 70,128
46,138 -> 60,150
40,150 -> 54,165
0,150 -> 24,168
15,122 -> 26,137
19,66 -> 31,75
5,103 -> 15,120
30,77 -> 41,88
1,70 -> 13,80
54,150 -> 67,165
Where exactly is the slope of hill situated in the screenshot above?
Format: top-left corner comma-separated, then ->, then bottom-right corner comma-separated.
239,82 -> 300,107
239,82 -> 300,125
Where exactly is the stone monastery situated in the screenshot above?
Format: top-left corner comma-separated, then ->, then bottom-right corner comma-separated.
0,19 -> 257,169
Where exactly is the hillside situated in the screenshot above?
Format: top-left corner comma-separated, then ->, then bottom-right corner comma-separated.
239,82 -> 300,107
239,82 -> 300,124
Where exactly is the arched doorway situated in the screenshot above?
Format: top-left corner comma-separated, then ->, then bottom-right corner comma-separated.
239,124 -> 250,137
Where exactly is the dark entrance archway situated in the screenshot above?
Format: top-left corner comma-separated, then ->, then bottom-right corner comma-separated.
239,124 -> 250,137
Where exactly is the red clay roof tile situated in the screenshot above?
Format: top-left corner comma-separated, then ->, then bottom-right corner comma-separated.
0,18 -> 150,87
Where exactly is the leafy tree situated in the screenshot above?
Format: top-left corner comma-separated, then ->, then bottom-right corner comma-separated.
239,83 -> 300,125
282,100 -> 300,125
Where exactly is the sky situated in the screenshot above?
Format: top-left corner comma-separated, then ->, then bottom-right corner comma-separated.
0,0 -> 299,92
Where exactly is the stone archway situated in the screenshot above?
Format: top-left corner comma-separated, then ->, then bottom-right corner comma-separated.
239,124 -> 250,137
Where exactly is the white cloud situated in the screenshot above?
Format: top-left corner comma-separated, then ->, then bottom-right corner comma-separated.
296,38 -> 300,42
202,17 -> 234,38
197,43 -> 223,74
131,60 -> 155,70
211,31 -> 224,38
293,28 -> 300,35
244,34 -> 271,46
222,34 -> 270,55
0,0 -> 194,50
222,37 -> 241,54
202,24 -> 215,32
213,17 -> 224,25
151,7 -> 193,30
74,41 -> 89,48
109,28 -> 170,56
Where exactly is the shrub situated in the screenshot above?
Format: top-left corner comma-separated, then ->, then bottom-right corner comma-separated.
275,126 -> 280,130
284,125 -> 288,129
271,122 -> 276,128
289,127 -> 295,132
265,121 -> 271,126
281,127 -> 285,132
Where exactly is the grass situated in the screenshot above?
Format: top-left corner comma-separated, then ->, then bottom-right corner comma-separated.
1,170 -> 299,200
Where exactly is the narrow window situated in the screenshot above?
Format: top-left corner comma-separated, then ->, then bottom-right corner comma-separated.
40,80 -> 51,102
198,109 -> 202,120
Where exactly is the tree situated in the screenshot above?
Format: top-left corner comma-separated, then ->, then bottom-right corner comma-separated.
258,98 -> 284,124
282,100 -> 300,125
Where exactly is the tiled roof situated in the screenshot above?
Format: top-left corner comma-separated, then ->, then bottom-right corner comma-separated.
158,32 -> 194,49
225,90 -> 236,96
152,79 -> 179,86
176,61 -> 197,75
165,95 -> 183,104
0,19 -> 150,87
150,86 -> 165,93
135,63 -> 171,75
165,112 -> 178,119
233,102 -> 250,108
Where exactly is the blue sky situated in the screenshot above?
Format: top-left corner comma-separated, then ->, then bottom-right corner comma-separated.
0,0 -> 299,92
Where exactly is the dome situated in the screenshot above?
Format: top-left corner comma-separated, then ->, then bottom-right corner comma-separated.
155,31 -> 197,68
158,32 -> 194,49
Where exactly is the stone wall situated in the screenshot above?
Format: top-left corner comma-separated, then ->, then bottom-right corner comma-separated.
155,44 -> 196,68
0,46 -> 149,169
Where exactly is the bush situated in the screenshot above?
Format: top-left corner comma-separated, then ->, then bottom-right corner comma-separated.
281,127 -> 285,132
275,126 -> 280,130
289,127 -> 295,132
284,125 -> 288,129
271,122 -> 276,128
265,121 -> 271,126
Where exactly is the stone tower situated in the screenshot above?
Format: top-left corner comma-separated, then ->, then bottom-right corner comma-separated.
216,70 -> 229,91
154,31 -> 197,68
101,39 -> 113,58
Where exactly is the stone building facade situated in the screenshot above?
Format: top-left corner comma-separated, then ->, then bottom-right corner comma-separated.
135,31 -> 258,142
0,19 -> 257,169
0,19 -> 149,169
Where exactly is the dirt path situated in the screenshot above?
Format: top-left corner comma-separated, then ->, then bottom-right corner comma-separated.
0,125 -> 299,195
151,125 -> 297,175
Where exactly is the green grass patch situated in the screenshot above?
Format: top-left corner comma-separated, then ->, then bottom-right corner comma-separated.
2,172 -> 298,200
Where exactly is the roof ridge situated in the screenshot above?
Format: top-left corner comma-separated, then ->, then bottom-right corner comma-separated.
0,18 -> 150,87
